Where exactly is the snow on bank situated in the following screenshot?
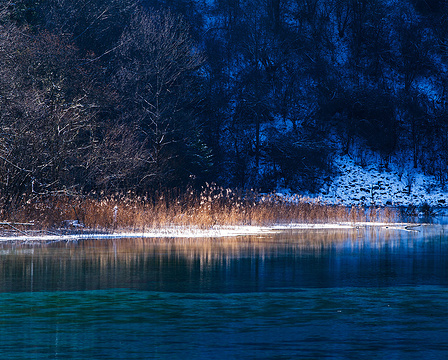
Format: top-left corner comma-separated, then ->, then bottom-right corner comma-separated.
0,222 -> 422,242
316,155 -> 448,207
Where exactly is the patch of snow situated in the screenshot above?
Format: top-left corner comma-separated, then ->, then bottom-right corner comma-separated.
0,223 -> 420,242
316,154 -> 448,208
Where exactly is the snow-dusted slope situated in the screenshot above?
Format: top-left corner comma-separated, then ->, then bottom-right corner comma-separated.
317,155 -> 448,207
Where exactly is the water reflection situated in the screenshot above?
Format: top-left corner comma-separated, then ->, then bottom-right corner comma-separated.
0,226 -> 447,293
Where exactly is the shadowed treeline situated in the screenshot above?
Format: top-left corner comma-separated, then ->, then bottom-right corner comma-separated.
2,1 -> 448,205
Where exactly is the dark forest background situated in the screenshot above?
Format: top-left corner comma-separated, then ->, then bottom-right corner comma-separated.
2,0 -> 448,203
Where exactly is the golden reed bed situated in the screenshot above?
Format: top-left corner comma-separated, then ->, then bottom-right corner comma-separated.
0,185 -> 400,232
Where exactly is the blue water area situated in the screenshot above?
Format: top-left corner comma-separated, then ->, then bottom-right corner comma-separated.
0,226 -> 447,359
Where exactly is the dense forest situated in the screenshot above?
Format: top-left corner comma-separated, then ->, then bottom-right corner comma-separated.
1,0 -> 448,204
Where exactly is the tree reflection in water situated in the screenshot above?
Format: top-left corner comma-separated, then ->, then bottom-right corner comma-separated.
0,226 -> 446,293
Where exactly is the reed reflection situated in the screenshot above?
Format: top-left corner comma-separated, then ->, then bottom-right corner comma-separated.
0,227 -> 446,293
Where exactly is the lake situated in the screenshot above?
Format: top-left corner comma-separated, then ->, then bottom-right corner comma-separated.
0,225 -> 447,359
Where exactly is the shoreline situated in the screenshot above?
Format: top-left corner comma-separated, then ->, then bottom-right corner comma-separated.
0,222 -> 430,243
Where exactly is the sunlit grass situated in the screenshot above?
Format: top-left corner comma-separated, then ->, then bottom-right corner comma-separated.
0,184 -> 401,232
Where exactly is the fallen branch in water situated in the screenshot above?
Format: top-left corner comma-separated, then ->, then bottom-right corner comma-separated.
0,221 -> 35,236
0,222 -> 35,226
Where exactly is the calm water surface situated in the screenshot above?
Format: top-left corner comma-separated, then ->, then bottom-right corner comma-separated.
0,226 -> 447,359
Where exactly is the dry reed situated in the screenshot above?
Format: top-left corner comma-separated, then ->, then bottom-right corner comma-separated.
0,185 -> 402,232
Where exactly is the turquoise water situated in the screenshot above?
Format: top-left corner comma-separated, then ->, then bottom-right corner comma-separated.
0,227 -> 447,359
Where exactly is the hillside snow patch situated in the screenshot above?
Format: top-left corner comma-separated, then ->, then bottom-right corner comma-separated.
317,155 -> 448,207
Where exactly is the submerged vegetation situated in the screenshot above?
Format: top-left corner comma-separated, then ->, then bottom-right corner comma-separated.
0,185 -> 400,234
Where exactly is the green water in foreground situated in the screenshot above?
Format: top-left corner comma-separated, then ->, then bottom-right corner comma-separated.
0,226 -> 447,359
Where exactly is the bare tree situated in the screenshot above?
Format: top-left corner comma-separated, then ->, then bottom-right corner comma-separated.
37,0 -> 139,57
0,16 -> 109,203
114,8 -> 205,188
